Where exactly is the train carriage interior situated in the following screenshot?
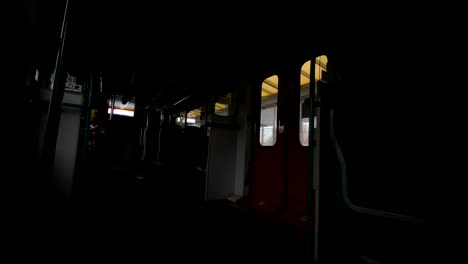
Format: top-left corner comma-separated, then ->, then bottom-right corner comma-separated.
13,0 -> 436,263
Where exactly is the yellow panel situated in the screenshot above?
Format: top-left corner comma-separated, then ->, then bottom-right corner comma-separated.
300,74 -> 310,86
315,65 -> 321,80
265,75 -> 278,85
215,103 -> 228,110
188,108 -> 201,117
302,60 -> 311,74
262,82 -> 278,93
316,55 -> 328,65
261,75 -> 278,98
301,60 -> 311,86
315,55 -> 327,80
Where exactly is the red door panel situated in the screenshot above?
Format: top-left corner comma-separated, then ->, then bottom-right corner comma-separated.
278,59 -> 322,231
278,141 -> 309,229
243,75 -> 286,215
244,140 -> 286,215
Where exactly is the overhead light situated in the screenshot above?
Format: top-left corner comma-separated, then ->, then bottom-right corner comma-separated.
187,118 -> 196,124
108,108 -> 135,117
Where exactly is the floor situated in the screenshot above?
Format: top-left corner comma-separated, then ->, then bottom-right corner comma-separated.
38,161 -> 309,263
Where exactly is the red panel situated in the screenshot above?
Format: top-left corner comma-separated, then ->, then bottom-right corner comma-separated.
277,132 -> 310,229
277,202 -> 307,229
287,143 -> 309,204
243,138 -> 286,215
276,69 -> 311,230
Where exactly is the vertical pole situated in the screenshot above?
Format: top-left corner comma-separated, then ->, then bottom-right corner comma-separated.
83,72 -> 93,161
42,0 -> 72,185
198,106 -> 208,202
305,59 -> 316,263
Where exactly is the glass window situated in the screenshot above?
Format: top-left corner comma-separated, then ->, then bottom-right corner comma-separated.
187,107 -> 202,127
107,95 -> 135,117
175,112 -> 186,128
214,92 -> 233,116
299,56 -> 327,146
260,75 -> 278,146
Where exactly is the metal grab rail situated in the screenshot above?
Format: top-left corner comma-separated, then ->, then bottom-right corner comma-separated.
329,109 -> 425,224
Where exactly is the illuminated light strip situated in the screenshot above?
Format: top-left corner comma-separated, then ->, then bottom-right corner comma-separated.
186,118 -> 196,124
108,108 -> 134,117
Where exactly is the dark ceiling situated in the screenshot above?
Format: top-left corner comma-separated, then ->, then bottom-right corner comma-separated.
18,1 -> 437,108
19,0 -> 321,107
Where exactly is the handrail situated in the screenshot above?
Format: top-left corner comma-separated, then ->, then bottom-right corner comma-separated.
329,109 -> 425,224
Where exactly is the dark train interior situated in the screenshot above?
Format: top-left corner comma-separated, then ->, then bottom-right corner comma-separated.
12,1 -> 437,263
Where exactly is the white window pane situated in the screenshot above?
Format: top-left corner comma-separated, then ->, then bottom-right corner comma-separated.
187,107 -> 202,127
300,56 -> 327,146
260,75 -> 278,146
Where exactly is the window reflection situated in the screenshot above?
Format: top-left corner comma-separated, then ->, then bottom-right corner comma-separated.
260,75 -> 278,146
214,93 -> 232,117
187,107 -> 202,127
299,56 -> 327,146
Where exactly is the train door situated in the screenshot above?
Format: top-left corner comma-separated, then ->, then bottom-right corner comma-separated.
318,47 -> 430,263
245,58 -> 326,221
205,92 -> 241,201
278,56 -> 327,231
244,75 -> 287,215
